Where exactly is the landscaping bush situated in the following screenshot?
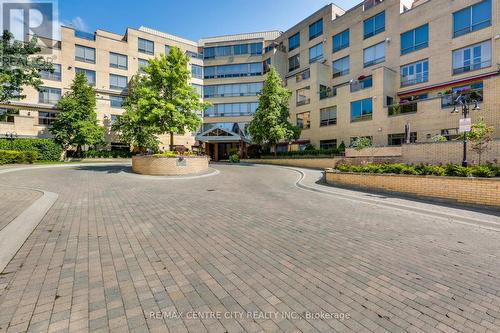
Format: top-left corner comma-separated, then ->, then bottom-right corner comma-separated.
246,144 -> 262,158
262,147 -> 343,158
334,163 -> 498,178
0,138 -> 61,161
0,149 -> 38,164
229,154 -> 240,163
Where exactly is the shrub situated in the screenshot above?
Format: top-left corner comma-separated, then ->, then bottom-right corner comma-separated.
153,151 -> 178,157
82,150 -> 132,158
334,163 -> 497,178
0,149 -> 38,164
0,138 -> 62,161
229,154 -> 240,163
247,144 -> 262,159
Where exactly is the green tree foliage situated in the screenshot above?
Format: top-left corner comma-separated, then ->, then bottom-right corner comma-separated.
466,119 -> 494,165
50,73 -> 104,157
114,48 -> 208,151
112,76 -> 159,152
350,137 -> 372,151
0,31 -> 53,102
248,67 -> 300,155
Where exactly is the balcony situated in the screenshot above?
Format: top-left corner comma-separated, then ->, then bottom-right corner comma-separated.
388,101 -> 417,116
350,76 -> 373,93
363,0 -> 383,11
452,60 -> 491,75
74,30 -> 96,41
296,69 -> 310,83
319,86 -> 337,100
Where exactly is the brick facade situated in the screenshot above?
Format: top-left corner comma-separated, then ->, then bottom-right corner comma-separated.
132,155 -> 209,175
325,171 -> 500,207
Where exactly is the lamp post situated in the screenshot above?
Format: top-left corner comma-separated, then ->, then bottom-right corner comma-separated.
451,90 -> 480,167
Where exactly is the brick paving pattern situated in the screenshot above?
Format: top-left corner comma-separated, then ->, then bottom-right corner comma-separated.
0,164 -> 499,333
0,188 -> 42,231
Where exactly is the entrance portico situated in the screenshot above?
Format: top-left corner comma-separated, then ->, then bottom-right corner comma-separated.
195,127 -> 250,161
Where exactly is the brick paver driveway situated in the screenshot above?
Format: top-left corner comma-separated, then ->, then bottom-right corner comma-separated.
0,163 -> 499,333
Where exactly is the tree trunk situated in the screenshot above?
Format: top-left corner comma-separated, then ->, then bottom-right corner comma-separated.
273,143 -> 277,157
60,149 -> 67,161
169,132 -> 174,152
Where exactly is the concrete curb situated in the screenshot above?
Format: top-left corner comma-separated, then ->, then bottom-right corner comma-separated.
0,190 -> 58,273
247,163 -> 500,232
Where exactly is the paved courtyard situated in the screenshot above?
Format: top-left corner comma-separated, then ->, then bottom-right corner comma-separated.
0,163 -> 499,333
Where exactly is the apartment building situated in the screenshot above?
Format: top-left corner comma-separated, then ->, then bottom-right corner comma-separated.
275,0 -> 499,150
0,25 -> 204,151
1,0 -> 499,157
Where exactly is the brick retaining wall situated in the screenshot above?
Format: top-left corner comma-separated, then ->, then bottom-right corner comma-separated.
325,171 -> 500,207
132,156 -> 209,175
244,158 -> 341,169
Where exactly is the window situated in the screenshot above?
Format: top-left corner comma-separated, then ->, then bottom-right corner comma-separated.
192,84 -> 203,97
309,43 -> 323,63
75,68 -> 96,86
165,45 -> 171,55
363,11 -> 385,39
0,108 -> 19,123
441,82 -> 483,108
332,56 -> 349,78
351,98 -> 373,122
319,85 -> 338,99
41,63 -> 61,81
452,40 -> 491,74
296,69 -> 310,82
453,0 -> 491,37
401,24 -> 429,55
296,112 -> 311,129
401,59 -> 428,86
75,45 -> 95,63
38,111 -> 57,125
204,102 -> 258,117
320,139 -> 337,150
138,38 -> 154,55
110,114 -> 121,124
288,32 -> 300,51
138,59 -> 148,73
296,86 -> 310,106
109,74 -> 128,90
186,50 -> 202,59
320,106 -> 337,126
110,96 -> 124,108
333,29 -> 349,52
109,52 -> 128,70
191,64 -> 203,79
388,132 -> 417,146
203,82 -> 262,98
309,19 -> 323,40
363,42 -> 385,67
351,76 -> 373,92
203,43 -> 262,59
288,54 -> 300,72
203,63 -> 262,79
38,87 -> 61,104
388,101 -> 418,116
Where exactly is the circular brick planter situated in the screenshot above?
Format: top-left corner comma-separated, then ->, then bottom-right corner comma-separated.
132,155 -> 209,176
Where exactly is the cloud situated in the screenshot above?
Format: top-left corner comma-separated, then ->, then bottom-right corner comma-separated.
62,16 -> 87,31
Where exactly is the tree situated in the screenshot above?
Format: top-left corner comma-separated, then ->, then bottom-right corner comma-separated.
112,76 -> 159,153
248,67 -> 300,156
50,73 -> 104,158
350,137 -> 372,151
467,119 -> 494,165
138,47 -> 208,150
0,31 -> 53,102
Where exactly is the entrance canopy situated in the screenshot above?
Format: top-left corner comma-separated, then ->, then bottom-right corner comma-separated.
195,126 -> 251,143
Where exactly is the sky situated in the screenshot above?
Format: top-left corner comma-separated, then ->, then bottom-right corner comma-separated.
58,0 -> 360,41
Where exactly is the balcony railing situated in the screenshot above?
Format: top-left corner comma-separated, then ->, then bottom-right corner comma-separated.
296,98 -> 310,107
74,30 -> 96,41
452,60 -> 491,75
363,0 -> 383,11
296,69 -> 310,83
319,87 -> 337,100
350,77 -> 373,92
388,102 -> 418,116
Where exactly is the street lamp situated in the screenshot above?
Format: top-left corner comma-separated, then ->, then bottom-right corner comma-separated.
451,90 -> 481,167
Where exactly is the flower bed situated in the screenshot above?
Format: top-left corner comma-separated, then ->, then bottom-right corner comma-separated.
132,154 -> 209,176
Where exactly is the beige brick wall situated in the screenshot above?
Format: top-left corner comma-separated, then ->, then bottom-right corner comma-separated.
325,171 -> 500,207
402,140 -> 500,165
132,156 -> 209,175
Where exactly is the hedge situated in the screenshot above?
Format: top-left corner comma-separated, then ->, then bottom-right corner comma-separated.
335,163 -> 500,178
0,138 -> 62,161
82,150 -> 132,158
0,149 -> 38,164
262,148 -> 344,159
